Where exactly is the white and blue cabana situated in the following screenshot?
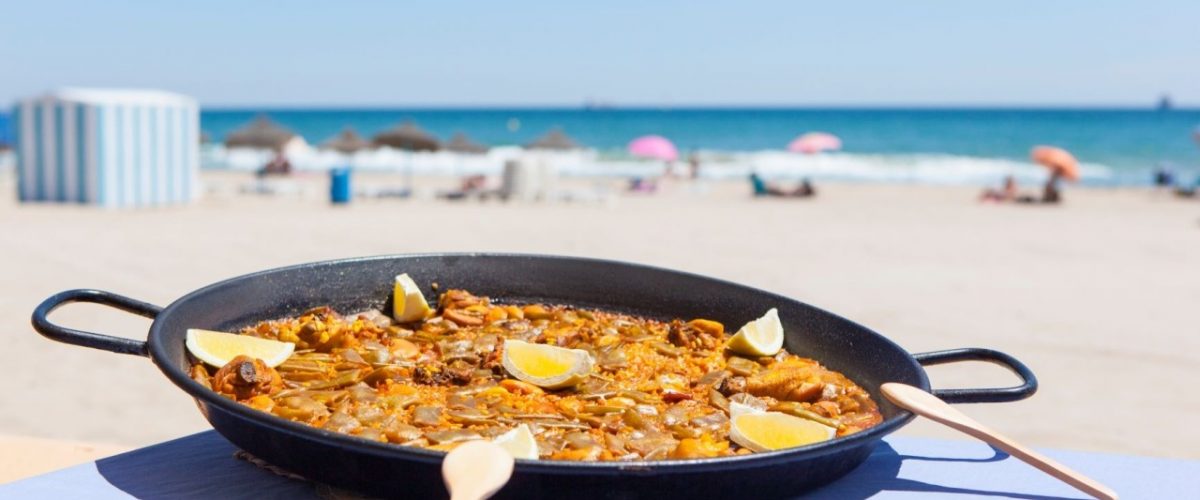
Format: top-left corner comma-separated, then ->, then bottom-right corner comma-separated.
12,89 -> 199,207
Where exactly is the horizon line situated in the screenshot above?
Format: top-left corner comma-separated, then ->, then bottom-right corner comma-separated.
194,103 -> 1197,111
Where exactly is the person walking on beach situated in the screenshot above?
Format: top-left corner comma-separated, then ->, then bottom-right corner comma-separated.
687,152 -> 701,180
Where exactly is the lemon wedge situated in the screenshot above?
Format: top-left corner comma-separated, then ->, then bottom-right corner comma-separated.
729,408 -> 836,452
392,273 -> 432,323
725,308 -> 784,357
185,328 -> 295,368
501,340 -> 593,389
492,424 -> 539,460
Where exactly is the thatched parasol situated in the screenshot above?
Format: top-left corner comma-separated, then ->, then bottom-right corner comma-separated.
526,128 -> 580,150
322,128 -> 370,154
372,121 -> 439,151
224,115 -> 297,151
445,132 -> 488,154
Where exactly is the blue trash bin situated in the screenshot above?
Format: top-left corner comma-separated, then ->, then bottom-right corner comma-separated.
330,167 -> 352,204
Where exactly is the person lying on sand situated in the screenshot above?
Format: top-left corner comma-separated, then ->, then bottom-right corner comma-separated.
256,151 -> 292,178
982,174 -> 1061,205
1015,172 -> 1062,205
750,173 -> 816,198
628,177 -> 658,193
1174,177 -> 1200,199
439,174 -> 490,201
980,175 -> 1018,202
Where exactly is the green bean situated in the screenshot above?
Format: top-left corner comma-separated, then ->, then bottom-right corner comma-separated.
277,359 -> 328,373
290,352 -> 336,362
579,390 -> 618,401
582,405 -> 626,415
651,342 -> 682,357
773,402 -> 840,428
447,408 -> 494,424
509,413 -> 566,420
529,419 -> 590,430
618,390 -> 657,404
304,369 -> 363,390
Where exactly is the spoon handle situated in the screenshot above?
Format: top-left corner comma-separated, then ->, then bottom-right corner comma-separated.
882,382 -> 1118,500
442,440 -> 515,500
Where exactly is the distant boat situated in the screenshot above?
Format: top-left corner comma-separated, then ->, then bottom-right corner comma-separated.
583,99 -> 615,111
1157,94 -> 1173,112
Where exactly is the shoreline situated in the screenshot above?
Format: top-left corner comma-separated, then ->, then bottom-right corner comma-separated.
197,145 -> 1165,188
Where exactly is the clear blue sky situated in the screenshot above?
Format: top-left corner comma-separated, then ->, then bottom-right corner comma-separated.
2,0 -> 1197,107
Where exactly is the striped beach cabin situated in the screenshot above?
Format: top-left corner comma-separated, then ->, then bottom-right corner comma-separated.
12,89 -> 199,207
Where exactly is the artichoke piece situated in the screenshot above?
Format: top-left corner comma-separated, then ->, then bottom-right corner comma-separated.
726,357 -> 761,377
447,407 -> 494,424
424,429 -> 482,445
412,406 -> 442,427
272,396 -> 330,423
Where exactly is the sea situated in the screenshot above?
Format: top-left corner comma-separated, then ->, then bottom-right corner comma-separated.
5,108 -> 1200,186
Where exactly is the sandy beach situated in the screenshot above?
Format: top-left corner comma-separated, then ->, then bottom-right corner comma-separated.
3,171 -> 1199,475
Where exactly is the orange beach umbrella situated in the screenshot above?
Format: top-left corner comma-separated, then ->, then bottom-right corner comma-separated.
1030,146 -> 1079,182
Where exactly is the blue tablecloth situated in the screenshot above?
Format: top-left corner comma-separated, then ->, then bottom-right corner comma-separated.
2,431 -> 1194,499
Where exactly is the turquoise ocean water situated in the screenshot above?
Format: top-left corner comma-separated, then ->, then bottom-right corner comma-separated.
5,108 -> 1200,185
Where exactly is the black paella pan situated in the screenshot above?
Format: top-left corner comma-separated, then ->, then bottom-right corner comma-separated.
32,254 -> 1037,499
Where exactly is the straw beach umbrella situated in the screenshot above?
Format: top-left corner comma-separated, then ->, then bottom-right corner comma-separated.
321,128 -> 370,154
526,128 -> 580,150
788,132 -> 841,154
627,135 -> 678,162
373,121 -> 438,192
1030,146 -> 1080,182
445,132 -> 489,154
225,116 -> 298,151
372,122 -> 439,151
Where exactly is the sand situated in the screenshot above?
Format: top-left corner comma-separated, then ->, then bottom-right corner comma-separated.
2,171 -> 1198,476
0,435 -> 129,483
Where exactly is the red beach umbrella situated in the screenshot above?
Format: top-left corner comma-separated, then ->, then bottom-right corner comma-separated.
1030,146 -> 1080,182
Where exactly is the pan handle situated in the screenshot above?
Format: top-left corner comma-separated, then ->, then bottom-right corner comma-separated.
31,289 -> 162,357
913,348 -> 1038,404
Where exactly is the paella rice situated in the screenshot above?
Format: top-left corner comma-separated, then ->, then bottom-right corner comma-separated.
190,287 -> 882,461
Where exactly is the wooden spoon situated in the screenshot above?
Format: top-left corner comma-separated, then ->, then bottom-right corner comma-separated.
881,383 -> 1117,500
442,440 -> 515,500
